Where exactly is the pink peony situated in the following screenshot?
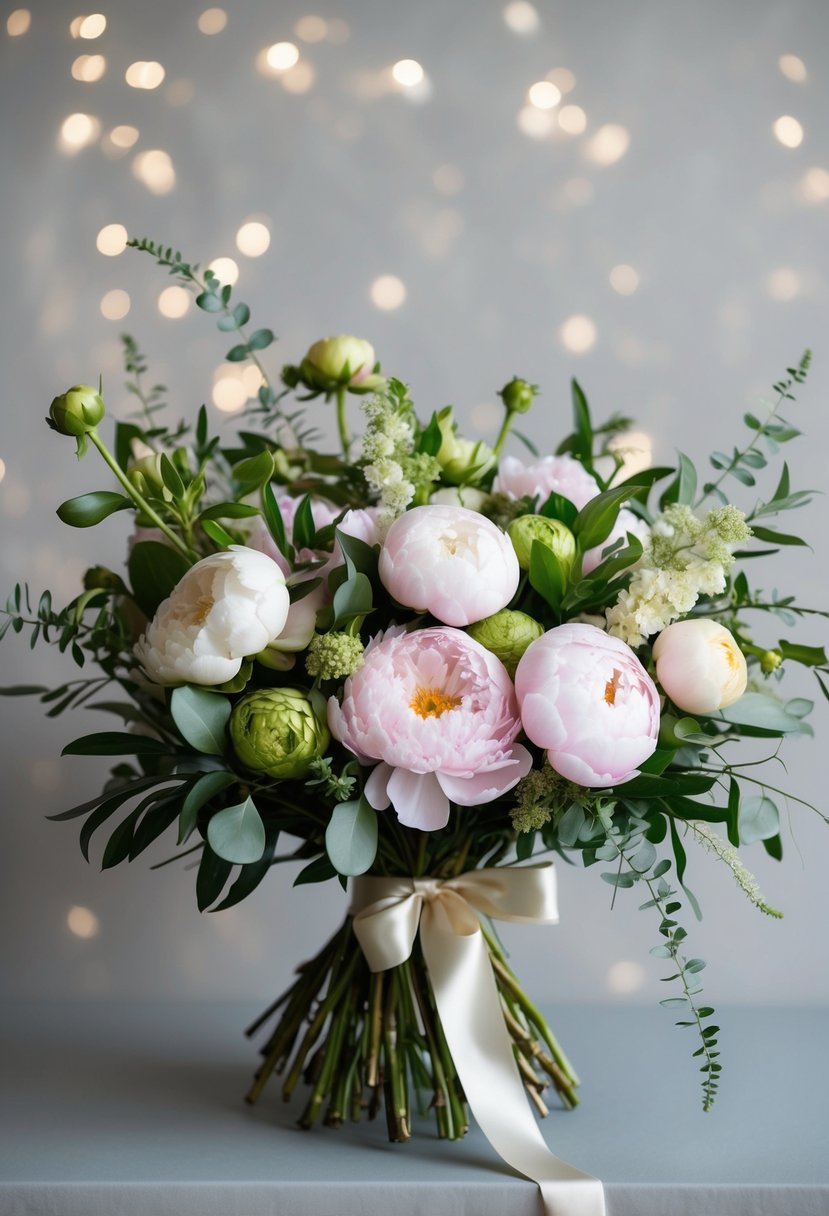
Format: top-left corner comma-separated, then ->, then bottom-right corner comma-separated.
328,627 -> 532,830
493,453 -> 648,576
515,622 -> 659,787
378,505 -> 519,627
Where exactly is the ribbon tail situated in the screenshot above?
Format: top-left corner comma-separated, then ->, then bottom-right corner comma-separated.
420,914 -> 606,1216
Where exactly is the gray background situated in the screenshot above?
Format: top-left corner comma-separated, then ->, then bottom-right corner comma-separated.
1,0 -> 828,1013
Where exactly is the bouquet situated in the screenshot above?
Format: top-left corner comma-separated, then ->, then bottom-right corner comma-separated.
4,237 -> 826,1211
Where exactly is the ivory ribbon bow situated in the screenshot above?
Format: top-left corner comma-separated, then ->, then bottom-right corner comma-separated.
350,863 -> 606,1216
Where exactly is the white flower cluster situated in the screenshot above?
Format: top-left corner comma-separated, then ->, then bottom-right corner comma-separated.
606,503 -> 751,647
360,394 -> 417,530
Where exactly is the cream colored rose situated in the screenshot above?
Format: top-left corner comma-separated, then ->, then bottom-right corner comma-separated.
653,618 -> 747,714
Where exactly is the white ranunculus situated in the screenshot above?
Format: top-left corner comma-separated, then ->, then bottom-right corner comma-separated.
653,618 -> 747,714
134,546 -> 290,686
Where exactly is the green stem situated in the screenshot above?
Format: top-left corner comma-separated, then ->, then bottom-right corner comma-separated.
492,409 -> 515,458
335,385 -> 349,458
87,430 -> 194,559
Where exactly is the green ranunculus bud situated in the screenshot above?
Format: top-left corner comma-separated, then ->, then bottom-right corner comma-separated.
498,377 -> 538,415
467,609 -> 544,677
507,514 -> 576,573
230,686 -> 330,780
435,407 -> 496,485
48,384 -> 105,437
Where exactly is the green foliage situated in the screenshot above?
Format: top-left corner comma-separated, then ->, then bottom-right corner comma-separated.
128,541 -> 191,617
207,796 -> 267,864
57,491 -> 134,528
325,796 -> 379,876
170,686 -> 231,755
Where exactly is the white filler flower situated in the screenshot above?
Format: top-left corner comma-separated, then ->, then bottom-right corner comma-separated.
134,546 -> 290,686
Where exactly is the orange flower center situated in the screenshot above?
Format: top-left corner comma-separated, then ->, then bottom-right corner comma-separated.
604,669 -> 622,706
409,687 -> 462,719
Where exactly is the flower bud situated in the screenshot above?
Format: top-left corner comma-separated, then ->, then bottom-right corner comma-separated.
507,514 -> 576,574
499,377 -> 538,415
760,648 -> 783,674
467,609 -> 543,677
48,384 -> 105,437
291,335 -> 384,395
436,408 -> 496,485
127,439 -> 164,496
653,619 -> 747,714
430,485 -> 488,511
230,686 -> 330,779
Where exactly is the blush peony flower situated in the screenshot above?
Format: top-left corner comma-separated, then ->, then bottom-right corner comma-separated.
515,622 -> 660,787
378,505 -> 519,627
134,546 -> 289,686
653,618 -> 747,714
328,626 -> 532,830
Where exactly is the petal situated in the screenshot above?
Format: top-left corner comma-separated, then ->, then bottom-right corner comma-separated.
364,762 -> 392,811
387,768 -> 450,831
436,744 -> 533,806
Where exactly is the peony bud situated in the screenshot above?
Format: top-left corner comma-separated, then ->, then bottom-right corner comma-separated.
507,514 -> 576,574
499,377 -> 538,415
653,619 -> 747,715
435,408 -> 496,485
430,485 -> 488,511
127,439 -> 164,496
288,335 -> 384,396
467,609 -> 543,677
48,384 -> 105,437
230,686 -> 330,779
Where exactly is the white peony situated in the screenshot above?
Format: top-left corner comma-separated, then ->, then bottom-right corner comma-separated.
134,546 -> 290,686
653,618 -> 747,714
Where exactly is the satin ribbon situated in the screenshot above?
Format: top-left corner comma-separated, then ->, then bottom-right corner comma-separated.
350,863 -> 606,1216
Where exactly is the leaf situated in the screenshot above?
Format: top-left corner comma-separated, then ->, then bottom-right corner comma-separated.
333,572 -> 373,625
210,827 -> 278,911
572,484 -> 643,550
763,833 -> 783,860
62,732 -> 172,756
233,449 -> 274,490
294,854 -> 338,886
335,529 -> 379,578
248,328 -> 275,351
128,541 -> 191,618
170,686 -> 231,755
726,778 -> 740,848
778,640 -> 827,667
538,491 -> 578,528
178,770 -> 237,844
292,494 -> 317,550
262,481 -> 289,556
528,540 -> 565,610
159,453 -> 185,498
325,797 -> 378,876
201,519 -> 234,549
669,817 -> 687,885
198,502 -> 260,521
195,291 -> 224,313
196,845 -> 233,911
556,803 -> 586,847
226,344 -> 249,362
716,693 -> 807,734
659,452 -> 698,509
601,871 -> 636,888
207,796 -> 266,864
0,684 -> 48,696
739,796 -> 779,845
418,412 -> 443,456
749,526 -> 807,547
56,491 -> 133,528
570,379 -> 593,462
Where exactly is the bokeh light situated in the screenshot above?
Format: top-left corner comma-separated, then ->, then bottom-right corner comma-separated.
236,221 -> 271,257
503,1 -> 539,34
100,289 -> 130,320
282,61 -> 316,94
517,106 -> 556,138
767,267 -> 800,300
76,13 -> 106,39
67,906 -> 100,939
96,223 -> 128,256
208,256 -> 239,285
559,314 -> 597,353
7,9 -> 31,36
778,53 -> 807,83
585,123 -> 630,165
0,457 -> 6,483
607,960 -> 646,995
295,14 -> 327,42
609,264 -> 640,295
773,115 -> 804,148
158,286 -> 190,318
547,67 -> 575,94
370,274 -> 407,310
126,61 -> 166,90
212,364 -> 248,412
197,8 -> 227,35
432,164 -> 464,195
527,80 -> 561,109
800,166 -> 829,203
392,59 -> 425,87
109,125 -> 139,148
558,104 -> 587,135
132,149 -> 176,194
71,54 -> 107,82
59,112 -> 100,152
265,42 -> 300,71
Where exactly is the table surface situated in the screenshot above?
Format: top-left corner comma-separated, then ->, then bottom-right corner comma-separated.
1,999 -> 828,1216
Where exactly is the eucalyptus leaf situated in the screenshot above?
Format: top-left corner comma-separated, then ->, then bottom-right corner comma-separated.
207,796 -> 266,864
325,797 -> 378,876
739,795 -> 779,845
178,771 -> 236,844
170,686 -> 231,755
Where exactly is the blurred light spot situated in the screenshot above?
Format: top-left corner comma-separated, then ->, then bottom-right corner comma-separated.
614,332 -> 647,366
559,314 -> 597,353
208,256 -> 239,285
421,207 -> 464,258
778,53 -> 806,82
242,365 -> 264,395
236,220 -> 271,256
326,17 -> 349,43
7,9 -> 31,35
0,457 -> 5,483
607,960 -> 645,994
295,14 -> 327,42
585,123 -> 630,165
558,104 -> 587,135
69,15 -> 83,36
30,758 -> 60,790
392,58 -> 424,87
609,264 -> 639,295
126,60 -> 166,89
158,285 -> 190,318
800,166 -> 829,202
282,60 -> 315,93
470,402 -> 501,431
71,53 -> 106,81
2,481 -> 31,516
198,7 -> 227,34
96,223 -> 128,256
59,112 -> 100,152
503,1 -> 539,34
78,13 -> 106,38
767,267 -> 800,300
547,66 -> 575,93
432,164 -> 464,194
100,289 -> 130,320
266,41 -> 300,70
213,377 -> 247,412
370,274 -> 406,310
560,177 -> 593,206
109,124 -> 139,148
607,431 -> 652,479
773,115 -> 803,148
528,80 -> 560,109
166,78 -> 195,106
517,105 -> 556,138
67,905 -> 100,939
132,149 -> 175,194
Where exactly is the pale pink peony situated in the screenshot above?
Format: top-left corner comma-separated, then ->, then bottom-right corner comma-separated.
515,622 -> 659,787
493,453 -> 648,576
653,618 -> 747,714
328,627 -> 532,831
378,505 -> 519,627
